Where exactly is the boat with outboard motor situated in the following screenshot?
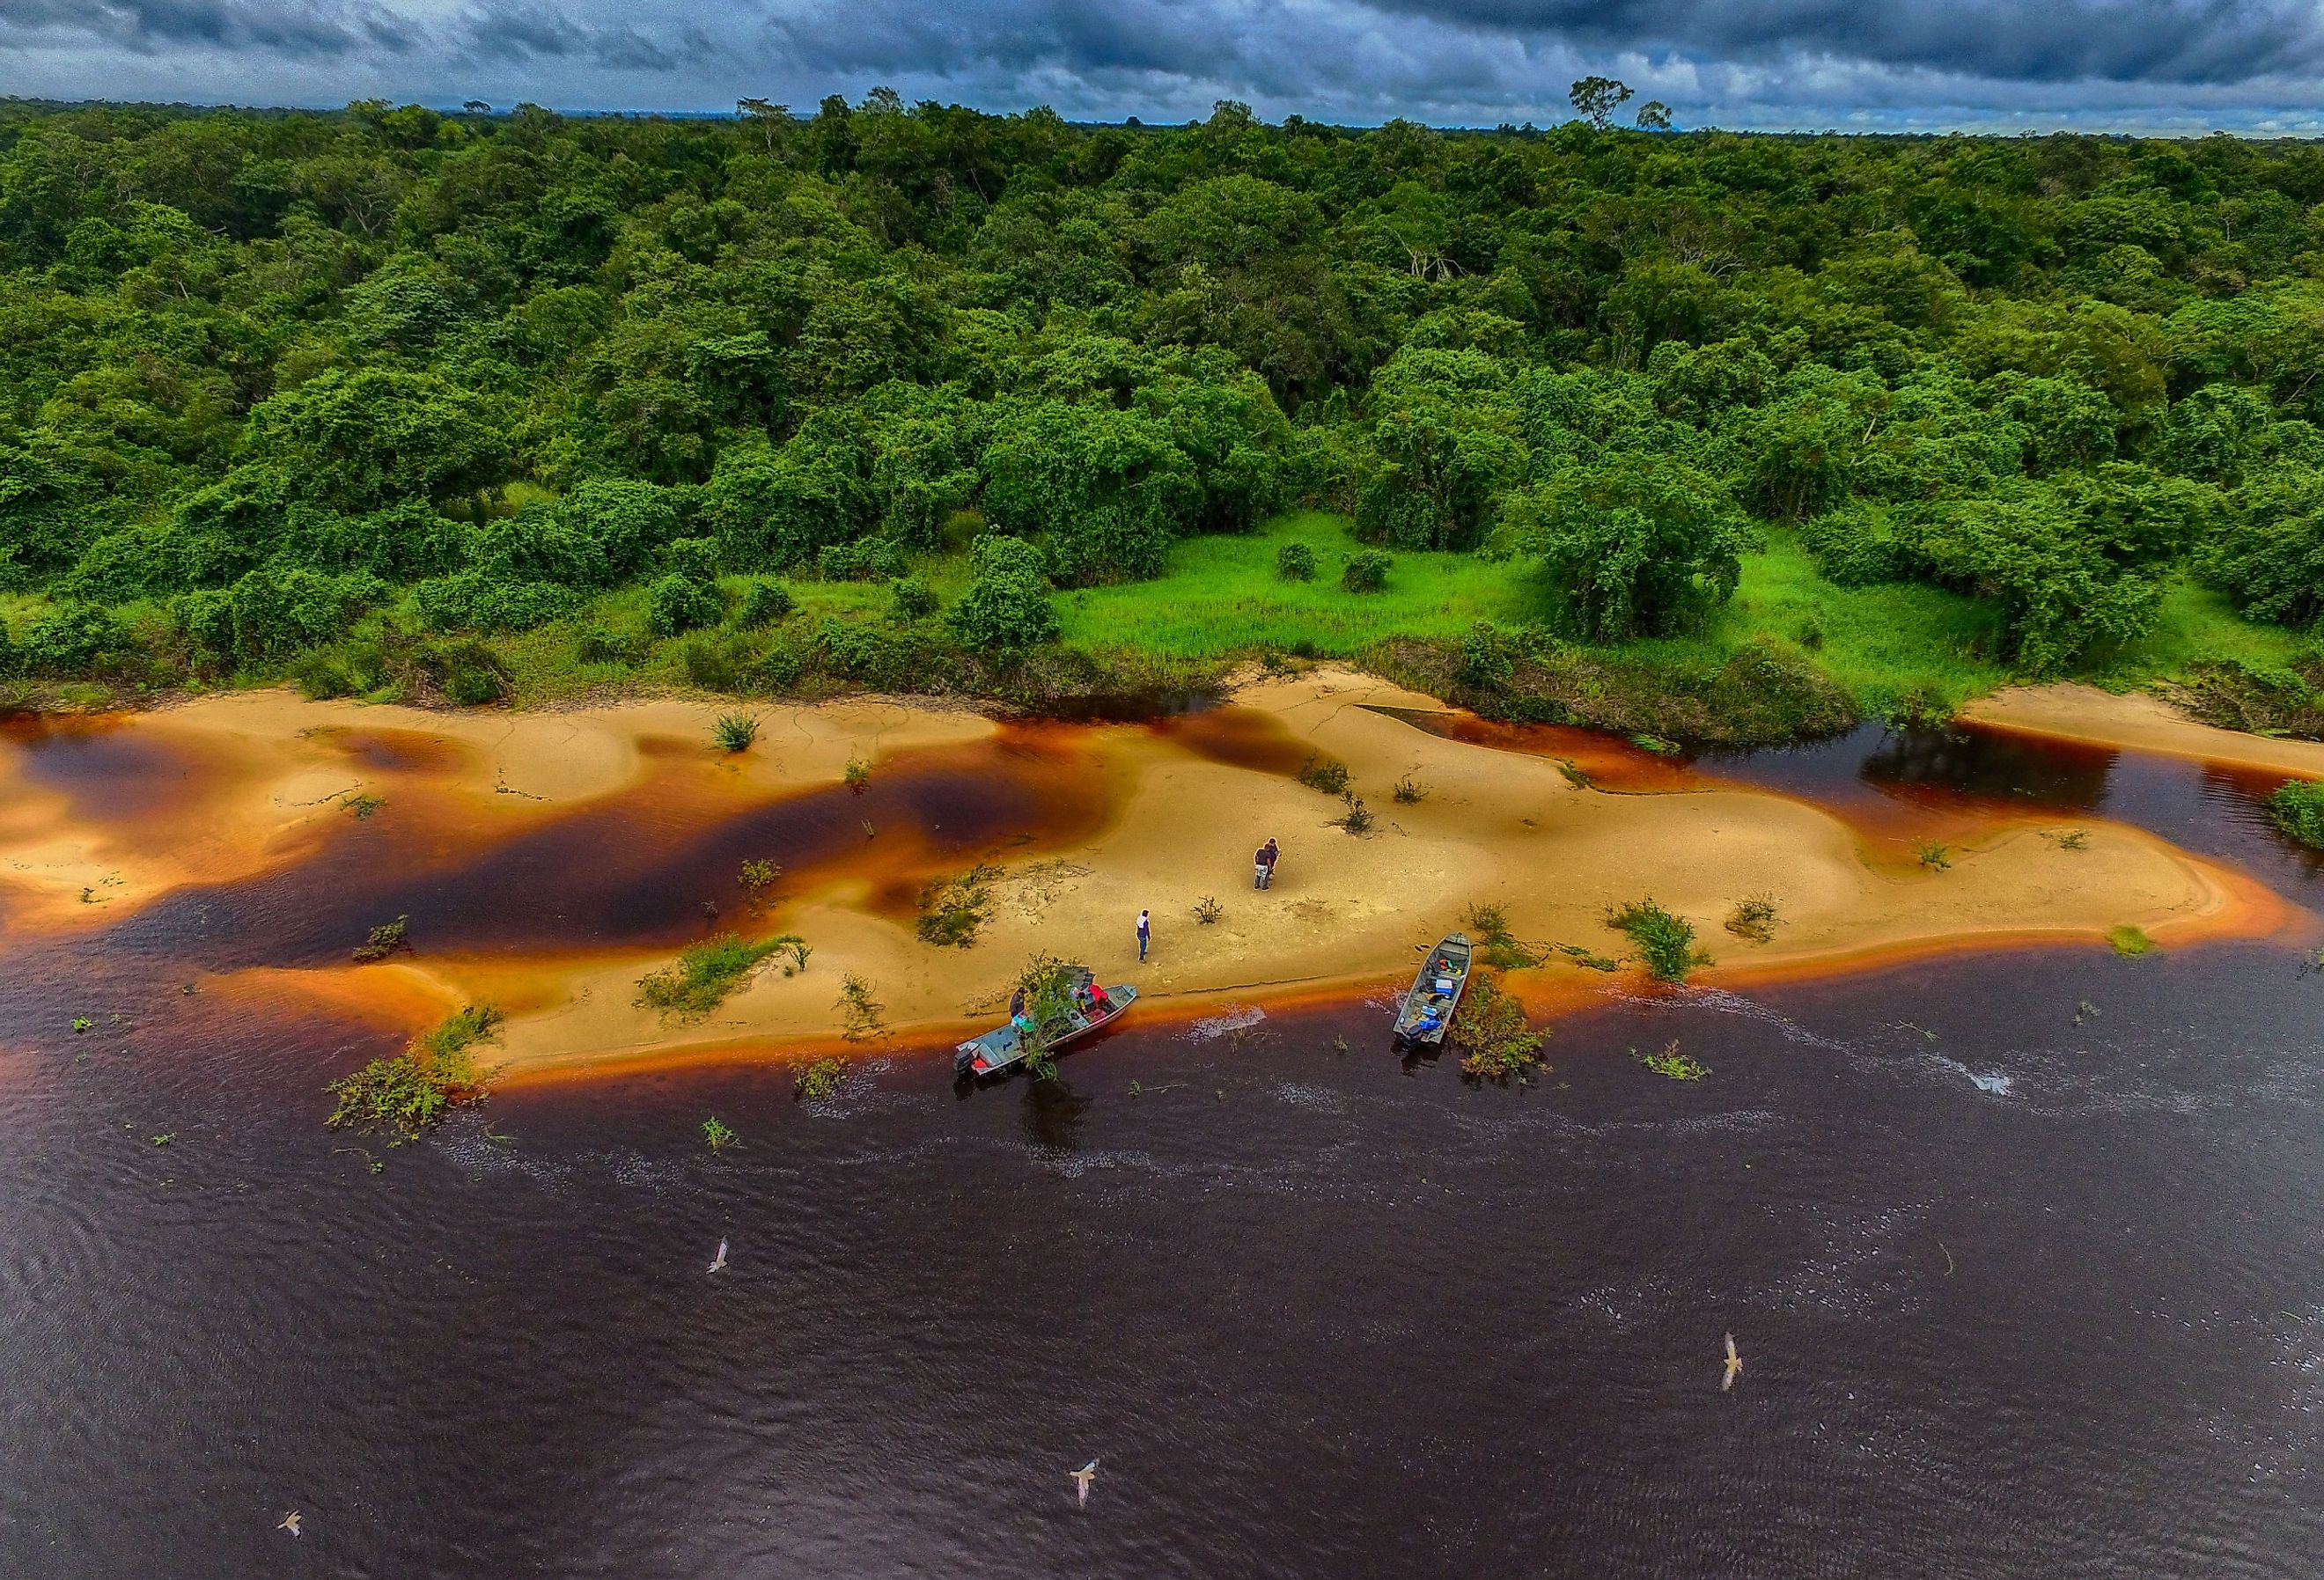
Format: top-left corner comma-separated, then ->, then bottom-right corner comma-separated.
954,965 -> 1138,1077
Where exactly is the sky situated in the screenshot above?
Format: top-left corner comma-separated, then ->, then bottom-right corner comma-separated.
6,0 -> 2324,134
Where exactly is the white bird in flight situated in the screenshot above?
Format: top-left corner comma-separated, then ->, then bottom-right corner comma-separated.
1721,1333 -> 1743,1393
709,1238 -> 728,1274
1070,1459 -> 1099,1507
277,1511 -> 303,1538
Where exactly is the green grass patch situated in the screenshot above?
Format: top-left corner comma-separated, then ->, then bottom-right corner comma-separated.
635,934 -> 784,1018
1466,902 -> 1545,969
916,863 -> 1001,947
2269,779 -> 2324,849
326,1003 -> 503,1136
1055,511 -> 1557,657
2107,924 -> 2158,957
1607,898 -> 1706,984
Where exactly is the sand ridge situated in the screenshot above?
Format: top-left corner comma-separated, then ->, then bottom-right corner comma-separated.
1962,684 -> 2324,779
152,667 -> 2294,1077
0,689 -> 996,931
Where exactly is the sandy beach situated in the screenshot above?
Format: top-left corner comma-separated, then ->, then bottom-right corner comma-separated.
1,670 -> 2295,1077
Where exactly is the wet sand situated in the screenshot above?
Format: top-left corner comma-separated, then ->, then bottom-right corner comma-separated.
1962,683 -> 2324,779
2,672 -> 2292,1078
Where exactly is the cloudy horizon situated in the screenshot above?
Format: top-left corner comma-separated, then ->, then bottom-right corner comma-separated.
6,1 -> 2324,135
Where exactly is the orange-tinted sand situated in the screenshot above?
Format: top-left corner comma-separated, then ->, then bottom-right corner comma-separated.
36,671 -> 2279,1080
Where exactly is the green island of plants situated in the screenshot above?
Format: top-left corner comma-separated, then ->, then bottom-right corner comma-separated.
1637,1041 -> 1712,1080
325,1003 -> 503,1136
0,100 -> 2320,743
1451,974 -> 1548,1082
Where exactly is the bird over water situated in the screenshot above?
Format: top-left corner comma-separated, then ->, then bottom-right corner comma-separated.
1070,1459 -> 1099,1507
1722,1333 -> 1743,1393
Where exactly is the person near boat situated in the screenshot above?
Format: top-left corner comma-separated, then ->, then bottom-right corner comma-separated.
1136,908 -> 1151,961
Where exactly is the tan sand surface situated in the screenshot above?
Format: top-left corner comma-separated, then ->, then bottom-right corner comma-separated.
0,689 -> 993,930
166,669 -> 2292,1079
1962,684 -> 2324,779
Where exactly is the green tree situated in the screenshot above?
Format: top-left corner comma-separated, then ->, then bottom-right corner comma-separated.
945,535 -> 1058,651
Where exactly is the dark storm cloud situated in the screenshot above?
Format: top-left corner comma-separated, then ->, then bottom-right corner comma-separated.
457,6 -> 717,72
4,0 -> 2324,129
1356,0 -> 2324,86
0,0 -> 414,58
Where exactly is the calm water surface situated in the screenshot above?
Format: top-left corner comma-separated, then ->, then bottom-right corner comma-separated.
2,721 -> 2320,1578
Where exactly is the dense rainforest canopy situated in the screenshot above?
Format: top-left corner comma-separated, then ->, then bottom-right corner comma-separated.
4,93 -> 2323,728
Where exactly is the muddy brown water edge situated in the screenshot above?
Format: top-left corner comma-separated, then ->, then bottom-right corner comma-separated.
2,715 -> 2322,1577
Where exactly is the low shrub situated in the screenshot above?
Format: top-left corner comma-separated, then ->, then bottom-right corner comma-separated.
351,915 -> 409,963
1636,1040 -> 1711,1079
916,863 -> 1000,947
1276,540 -> 1316,581
325,1004 -> 502,1136
1725,893 -> 1780,942
2107,923 -> 2157,957
1297,754 -> 1351,795
1452,974 -> 1546,1082
713,712 -> 760,752
1342,547 -> 1392,592
2269,778 -> 2324,849
794,1056 -> 847,1100
736,579 -> 796,627
648,572 -> 723,637
635,934 -> 783,1019
891,577 -> 939,619
1607,898 -> 1704,983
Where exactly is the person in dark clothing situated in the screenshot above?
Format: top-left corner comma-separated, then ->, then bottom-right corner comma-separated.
1254,837 -> 1281,889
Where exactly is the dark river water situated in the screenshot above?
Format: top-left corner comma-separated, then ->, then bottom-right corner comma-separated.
2,719 -> 2321,1578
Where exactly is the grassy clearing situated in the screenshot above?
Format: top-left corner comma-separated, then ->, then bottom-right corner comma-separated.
1055,511 -> 1555,656
325,1003 -> 502,1136
635,934 -> 784,1019
186,509 -> 2310,738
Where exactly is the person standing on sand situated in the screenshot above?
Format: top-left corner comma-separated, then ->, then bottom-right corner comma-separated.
1254,838 -> 1281,890
1136,908 -> 1151,962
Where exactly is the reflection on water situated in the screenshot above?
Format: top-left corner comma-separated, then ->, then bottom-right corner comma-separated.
1704,720 -> 2324,895
3,710 -> 2323,1577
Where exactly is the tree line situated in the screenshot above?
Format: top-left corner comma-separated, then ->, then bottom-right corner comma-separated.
3,92 -> 2322,693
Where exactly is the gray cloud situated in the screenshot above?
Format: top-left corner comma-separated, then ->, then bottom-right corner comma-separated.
4,0 -> 2324,131
0,0 -> 416,58
1358,0 -> 2324,85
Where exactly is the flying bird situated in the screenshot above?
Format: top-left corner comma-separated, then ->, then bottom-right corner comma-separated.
709,1238 -> 728,1274
1070,1459 -> 1099,1507
1721,1333 -> 1743,1393
277,1511 -> 303,1538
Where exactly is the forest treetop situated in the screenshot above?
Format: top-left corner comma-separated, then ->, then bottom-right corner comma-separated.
4,92 -> 2324,703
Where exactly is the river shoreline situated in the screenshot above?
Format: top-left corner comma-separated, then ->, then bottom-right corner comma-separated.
0,668 -> 2300,1081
